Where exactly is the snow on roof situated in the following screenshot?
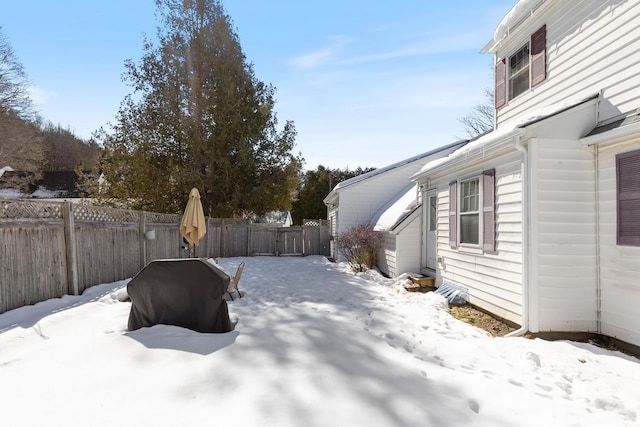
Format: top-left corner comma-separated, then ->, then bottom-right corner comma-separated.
0,165 -> 14,178
415,94 -> 599,178
493,0 -> 546,43
372,183 -> 417,232
330,140 -> 468,193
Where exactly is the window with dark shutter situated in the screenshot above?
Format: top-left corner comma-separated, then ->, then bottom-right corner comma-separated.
449,181 -> 457,249
494,59 -> 506,109
616,149 -> 640,246
530,25 -> 547,87
482,169 -> 496,253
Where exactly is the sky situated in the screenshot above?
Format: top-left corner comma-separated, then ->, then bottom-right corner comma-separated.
1,255 -> 639,426
2,1 -> 517,170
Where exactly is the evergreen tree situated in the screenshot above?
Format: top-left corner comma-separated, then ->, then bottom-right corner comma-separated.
91,0 -> 302,215
291,165 -> 375,224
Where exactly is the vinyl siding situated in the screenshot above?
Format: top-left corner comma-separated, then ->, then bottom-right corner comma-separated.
496,0 -> 640,128
377,232 -> 396,277
336,164 -> 424,235
530,139 -> 598,332
434,152 -> 524,325
394,216 -> 422,277
596,140 -> 640,346
377,215 -> 421,278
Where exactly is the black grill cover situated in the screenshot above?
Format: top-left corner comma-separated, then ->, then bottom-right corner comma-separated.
127,258 -> 232,333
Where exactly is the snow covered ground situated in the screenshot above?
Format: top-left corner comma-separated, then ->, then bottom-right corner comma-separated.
1,256 -> 639,426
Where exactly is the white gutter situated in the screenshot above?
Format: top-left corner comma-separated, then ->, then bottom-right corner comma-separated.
506,135 -> 530,337
580,120 -> 640,147
594,145 -> 602,334
414,129 -> 528,181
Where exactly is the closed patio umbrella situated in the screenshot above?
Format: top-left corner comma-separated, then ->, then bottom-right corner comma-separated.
180,188 -> 207,256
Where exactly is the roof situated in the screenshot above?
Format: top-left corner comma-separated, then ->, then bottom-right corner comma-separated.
482,0 -> 548,53
324,140 -> 468,205
371,183 -> 418,232
413,94 -> 600,180
585,111 -> 640,138
0,166 -> 14,179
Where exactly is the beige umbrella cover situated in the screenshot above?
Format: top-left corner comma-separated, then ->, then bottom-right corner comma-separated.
180,188 -> 207,246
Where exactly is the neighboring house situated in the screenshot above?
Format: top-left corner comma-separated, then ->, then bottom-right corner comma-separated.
324,140 -> 467,264
412,0 -> 640,351
0,165 -> 14,179
0,170 -> 87,201
254,210 -> 293,227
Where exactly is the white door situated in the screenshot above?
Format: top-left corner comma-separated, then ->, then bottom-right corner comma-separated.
425,192 -> 437,270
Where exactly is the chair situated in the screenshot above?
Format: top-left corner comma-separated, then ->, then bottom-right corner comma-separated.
225,262 -> 245,301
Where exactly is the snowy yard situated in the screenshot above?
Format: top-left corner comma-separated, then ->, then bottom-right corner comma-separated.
1,256 -> 639,426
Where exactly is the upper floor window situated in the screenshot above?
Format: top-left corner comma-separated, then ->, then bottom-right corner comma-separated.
509,44 -> 530,100
495,25 -> 546,109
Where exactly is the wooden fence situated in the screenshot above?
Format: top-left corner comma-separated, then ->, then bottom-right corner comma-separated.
0,198 -> 329,314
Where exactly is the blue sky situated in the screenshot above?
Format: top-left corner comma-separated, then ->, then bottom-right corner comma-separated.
2,1 -> 517,169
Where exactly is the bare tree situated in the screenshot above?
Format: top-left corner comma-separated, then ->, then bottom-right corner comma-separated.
0,28 -> 44,191
0,27 -> 33,118
458,88 -> 495,138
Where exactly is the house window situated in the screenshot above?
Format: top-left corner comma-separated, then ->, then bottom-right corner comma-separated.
616,149 -> 640,246
429,195 -> 437,231
509,44 -> 530,101
459,178 -> 480,245
449,170 -> 496,252
495,25 -> 546,109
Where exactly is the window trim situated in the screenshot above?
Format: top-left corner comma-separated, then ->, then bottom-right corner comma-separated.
458,176 -> 482,248
449,169 -> 496,253
616,149 -> 640,246
494,24 -> 547,109
508,43 -> 530,101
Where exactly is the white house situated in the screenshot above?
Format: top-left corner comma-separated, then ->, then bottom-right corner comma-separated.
371,182 -> 422,278
324,141 -> 467,264
412,0 -> 640,351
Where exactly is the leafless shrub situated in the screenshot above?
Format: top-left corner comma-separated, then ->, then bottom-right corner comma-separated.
334,224 -> 383,272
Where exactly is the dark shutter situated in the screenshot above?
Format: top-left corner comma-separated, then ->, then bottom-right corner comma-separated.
616,149 -> 640,246
530,25 -> 547,87
482,169 -> 497,253
449,181 -> 458,249
494,58 -> 507,109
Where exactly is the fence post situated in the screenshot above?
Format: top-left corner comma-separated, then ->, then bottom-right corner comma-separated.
220,218 -> 225,257
204,216 -> 210,257
63,202 -> 79,295
139,211 -> 146,269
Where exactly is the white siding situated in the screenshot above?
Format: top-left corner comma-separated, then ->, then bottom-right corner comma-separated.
328,207 -> 338,259
377,232 -> 396,277
529,139 -> 598,333
596,140 -> 640,346
496,0 -> 640,128
434,152 -> 524,325
336,164 -> 423,235
394,216 -> 422,277
377,215 -> 421,278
